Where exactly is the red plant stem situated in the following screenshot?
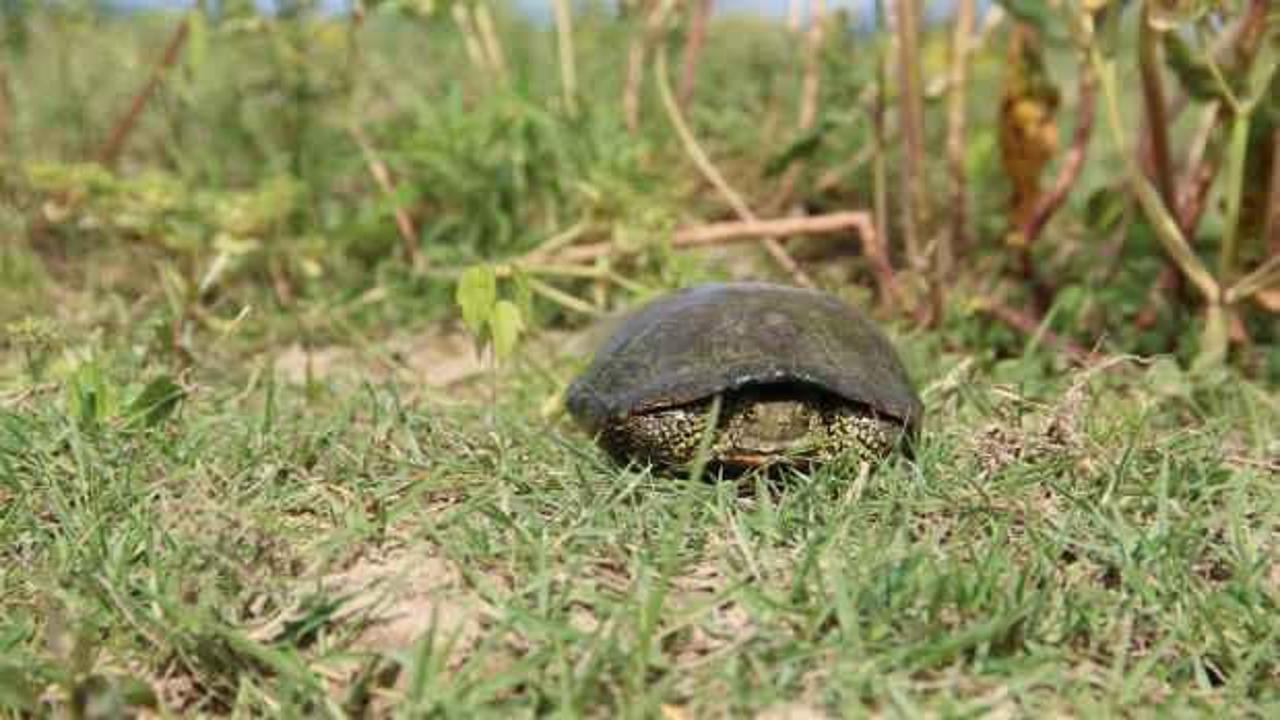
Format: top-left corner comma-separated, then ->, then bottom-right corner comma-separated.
1017,56 -> 1096,244
677,0 -> 712,109
97,17 -> 190,168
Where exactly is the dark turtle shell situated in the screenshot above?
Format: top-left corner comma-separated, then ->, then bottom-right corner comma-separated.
565,282 -> 923,437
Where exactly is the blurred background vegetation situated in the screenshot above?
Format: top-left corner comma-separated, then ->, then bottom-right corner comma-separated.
0,0 -> 1276,378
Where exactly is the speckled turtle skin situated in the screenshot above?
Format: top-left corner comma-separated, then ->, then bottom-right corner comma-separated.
565,282 -> 923,472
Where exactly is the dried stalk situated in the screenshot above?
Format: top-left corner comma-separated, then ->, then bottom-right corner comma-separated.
451,4 -> 489,72
623,0 -> 668,132
892,0 -> 929,269
622,5 -> 647,132
872,0 -> 892,308
797,0 -> 825,133
527,275 -> 605,317
1225,254 -> 1280,305
553,0 -> 578,114
547,212 -> 900,306
677,0 -> 713,110
348,123 -> 420,267
97,16 -> 190,168
0,63 -> 9,160
788,0 -> 803,32
519,220 -> 593,264
473,2 -> 508,82
654,42 -> 815,288
554,212 -> 875,262
943,0 -> 975,275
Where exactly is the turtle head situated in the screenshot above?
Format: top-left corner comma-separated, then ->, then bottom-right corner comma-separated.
716,389 -> 823,462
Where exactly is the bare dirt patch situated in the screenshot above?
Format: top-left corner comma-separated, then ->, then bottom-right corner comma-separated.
321,545 -> 488,661
272,322 -> 580,394
755,702 -> 830,720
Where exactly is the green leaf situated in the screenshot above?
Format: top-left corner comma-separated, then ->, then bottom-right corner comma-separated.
127,375 -> 186,429
456,264 -> 497,339
763,121 -> 830,178
490,300 -> 525,362
1162,32 -> 1225,103
1084,185 -> 1128,233
67,362 -> 115,432
995,0 -> 1057,35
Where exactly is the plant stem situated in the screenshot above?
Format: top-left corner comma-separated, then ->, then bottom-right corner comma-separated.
797,0 -> 825,133
1225,254 -> 1280,305
943,0 -> 975,275
872,0 -> 892,309
892,0 -> 929,270
1218,113 -> 1251,287
1137,1 -> 1176,207
1018,45 -> 1096,245
473,2 -> 508,82
677,0 -> 712,110
97,15 -> 190,168
0,62 -> 9,160
552,0 -> 578,114
451,4 -> 488,73
1093,46 -> 1219,304
623,0 -> 669,132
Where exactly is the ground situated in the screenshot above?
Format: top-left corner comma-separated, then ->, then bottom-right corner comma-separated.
2,307 -> 1277,717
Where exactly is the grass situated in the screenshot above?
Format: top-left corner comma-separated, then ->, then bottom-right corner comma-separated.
2,306 -> 1277,716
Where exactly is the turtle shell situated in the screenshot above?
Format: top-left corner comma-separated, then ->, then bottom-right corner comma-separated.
565,282 -> 923,436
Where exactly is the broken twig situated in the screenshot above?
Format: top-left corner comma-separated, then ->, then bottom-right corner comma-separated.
554,211 -> 873,262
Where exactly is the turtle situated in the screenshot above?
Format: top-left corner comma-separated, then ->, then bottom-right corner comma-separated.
564,282 -> 923,473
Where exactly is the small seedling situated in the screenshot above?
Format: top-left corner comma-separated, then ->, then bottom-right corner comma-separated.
455,263 -> 528,414
5,316 -> 61,382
